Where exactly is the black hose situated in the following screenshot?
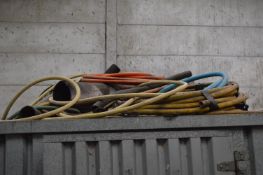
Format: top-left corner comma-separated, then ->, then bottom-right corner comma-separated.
92,71 -> 192,112
53,64 -> 121,101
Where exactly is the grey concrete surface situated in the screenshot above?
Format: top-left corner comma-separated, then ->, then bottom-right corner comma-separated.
0,23 -> 105,53
117,25 -> 263,56
239,87 -> 263,110
106,0 -> 117,67
0,0 -> 105,23
0,86 -> 47,116
0,53 -> 105,84
117,0 -> 263,26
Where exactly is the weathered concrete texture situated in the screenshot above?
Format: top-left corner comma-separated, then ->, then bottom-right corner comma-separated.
0,0 -> 105,23
117,56 -> 263,110
117,0 -> 263,26
0,53 -> 105,85
0,23 -> 105,53
106,0 -> 117,67
117,25 -> 263,56
239,87 -> 263,110
0,86 -> 47,116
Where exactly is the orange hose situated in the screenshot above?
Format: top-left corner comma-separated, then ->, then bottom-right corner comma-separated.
81,78 -> 152,85
90,72 -> 154,77
83,75 -> 161,80
124,76 -> 163,79
82,72 -> 164,85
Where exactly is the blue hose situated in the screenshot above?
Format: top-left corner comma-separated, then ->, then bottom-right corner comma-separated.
159,72 -> 229,93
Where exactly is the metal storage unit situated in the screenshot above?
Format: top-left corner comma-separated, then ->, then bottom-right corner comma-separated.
0,114 -> 263,175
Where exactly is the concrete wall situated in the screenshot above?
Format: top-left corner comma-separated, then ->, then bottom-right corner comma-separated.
0,0 -> 262,115
0,0 -> 106,114
116,0 -> 263,110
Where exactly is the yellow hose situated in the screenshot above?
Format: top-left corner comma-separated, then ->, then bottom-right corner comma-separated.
1,76 -> 81,121
1,75 -> 248,121
164,84 -> 238,103
45,81 -> 188,120
142,96 -> 236,109
48,83 -> 237,106
129,94 -> 247,115
30,74 -> 83,106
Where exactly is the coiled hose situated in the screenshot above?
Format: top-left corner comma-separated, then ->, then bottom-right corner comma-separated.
160,72 -> 228,92
1,76 -> 81,121
1,71 -> 249,122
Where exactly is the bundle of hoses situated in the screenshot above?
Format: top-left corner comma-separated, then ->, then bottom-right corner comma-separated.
1,65 -> 250,122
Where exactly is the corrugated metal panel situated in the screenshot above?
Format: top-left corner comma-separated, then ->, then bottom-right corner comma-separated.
41,137 -> 233,175
0,115 -> 263,175
249,129 -> 263,175
0,136 -> 5,175
1,135 -> 32,175
1,135 -> 235,175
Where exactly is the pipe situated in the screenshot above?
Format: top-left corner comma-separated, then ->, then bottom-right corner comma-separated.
1,76 -> 80,121
1,71 -> 249,122
91,71 -> 192,111
159,72 -> 229,93
52,64 -> 121,101
48,83 -> 238,106
45,81 -> 188,120
8,106 -> 41,120
129,94 -> 247,115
